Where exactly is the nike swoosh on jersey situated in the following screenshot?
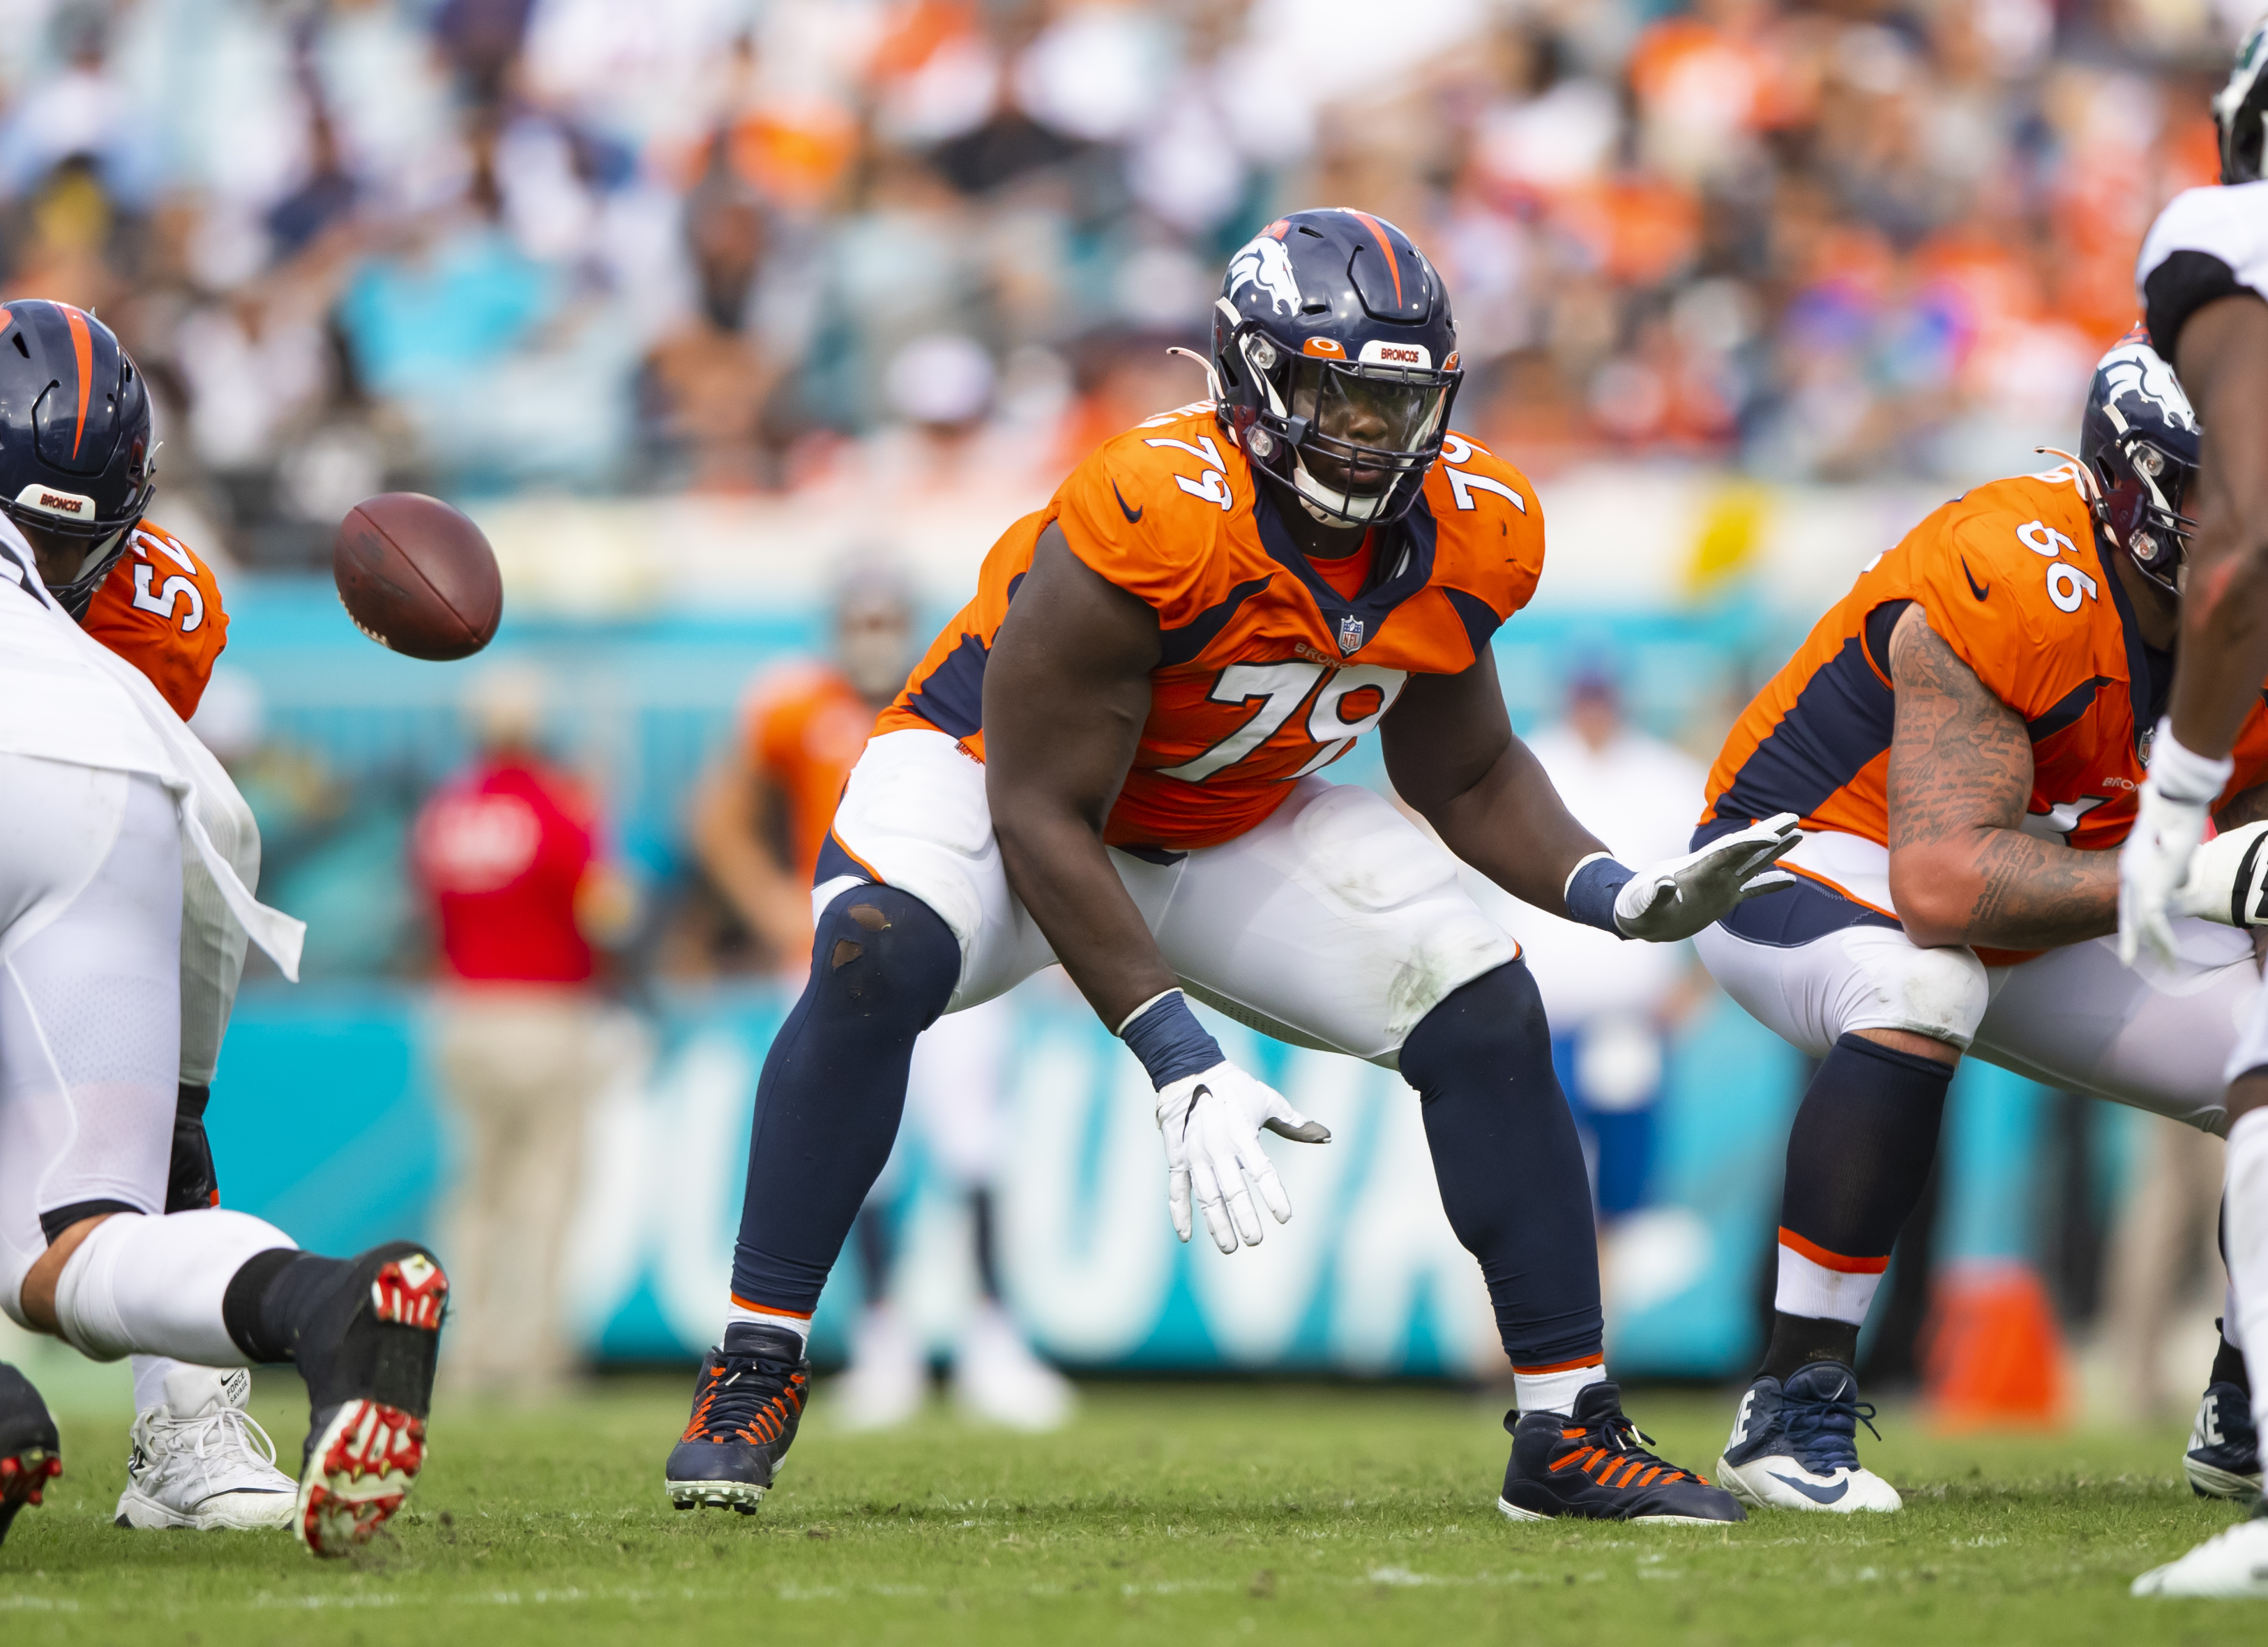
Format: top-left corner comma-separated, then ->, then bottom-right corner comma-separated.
1962,558 -> 1989,601
1112,480 -> 1144,524
1767,1469 -> 1850,1505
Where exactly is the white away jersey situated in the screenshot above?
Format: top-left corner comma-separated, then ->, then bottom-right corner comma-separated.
2138,180 -> 2268,357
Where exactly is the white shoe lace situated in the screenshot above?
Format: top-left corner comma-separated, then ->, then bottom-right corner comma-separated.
132,1402 -> 289,1505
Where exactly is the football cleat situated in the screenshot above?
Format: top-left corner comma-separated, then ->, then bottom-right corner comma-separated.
1498,1380 -> 1746,1525
288,1243 -> 447,1557
1717,1361 -> 1902,1514
116,1365 -> 296,1531
0,1362 -> 61,1547
665,1323 -> 810,1513
2184,1381 -> 2262,1501
2133,1502 -> 2268,1597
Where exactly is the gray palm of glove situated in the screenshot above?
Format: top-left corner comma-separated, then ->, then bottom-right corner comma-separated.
1612,812 -> 1802,942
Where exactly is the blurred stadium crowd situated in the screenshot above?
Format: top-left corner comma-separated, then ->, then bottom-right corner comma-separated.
0,0 -> 2249,571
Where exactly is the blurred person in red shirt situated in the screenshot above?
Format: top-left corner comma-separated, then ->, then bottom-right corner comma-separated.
414,663 -> 636,1400
690,564 -> 1071,1431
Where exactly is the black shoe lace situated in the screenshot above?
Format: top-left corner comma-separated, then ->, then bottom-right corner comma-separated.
683,1346 -> 807,1445
1781,1379 -> 1880,1475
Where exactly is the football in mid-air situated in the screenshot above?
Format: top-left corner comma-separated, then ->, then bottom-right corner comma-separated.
332,492 -> 502,662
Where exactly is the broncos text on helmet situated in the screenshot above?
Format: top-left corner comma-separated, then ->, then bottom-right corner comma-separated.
0,300 -> 156,618
2079,330 -> 2199,596
1207,208 -> 1461,529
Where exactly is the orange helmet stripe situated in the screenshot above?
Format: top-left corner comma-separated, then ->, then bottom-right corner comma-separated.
1344,209 -> 1403,308
59,303 -> 93,459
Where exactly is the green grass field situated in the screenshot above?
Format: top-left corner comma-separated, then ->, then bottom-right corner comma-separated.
0,1374 -> 2257,1644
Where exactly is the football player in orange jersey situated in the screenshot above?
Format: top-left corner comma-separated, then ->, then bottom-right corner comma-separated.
666,208 -> 1801,1526
0,301 -> 298,1536
2124,22 -> 2268,1598
1695,330 -> 2268,1517
690,564 -> 1073,1432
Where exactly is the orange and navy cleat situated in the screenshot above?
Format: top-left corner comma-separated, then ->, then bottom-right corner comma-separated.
1499,1381 -> 1746,1525
288,1243 -> 448,1557
665,1323 -> 810,1513
0,1362 -> 61,1547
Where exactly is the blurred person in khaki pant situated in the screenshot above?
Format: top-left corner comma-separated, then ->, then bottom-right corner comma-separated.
413,666 -> 636,1399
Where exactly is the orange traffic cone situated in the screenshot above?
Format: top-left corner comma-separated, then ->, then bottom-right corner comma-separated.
1919,1260 -> 2070,1431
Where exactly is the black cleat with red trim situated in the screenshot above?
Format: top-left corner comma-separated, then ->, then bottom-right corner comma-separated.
665,1323 -> 810,1514
0,1362 -> 61,1547
1498,1381 -> 1746,1525
288,1243 -> 448,1557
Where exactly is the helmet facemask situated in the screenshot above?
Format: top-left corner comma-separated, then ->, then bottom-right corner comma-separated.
1231,325 -> 1457,526
2095,434 -> 2195,597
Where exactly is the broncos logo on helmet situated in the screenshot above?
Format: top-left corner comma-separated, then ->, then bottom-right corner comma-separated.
0,300 -> 156,618
1207,208 -> 1461,529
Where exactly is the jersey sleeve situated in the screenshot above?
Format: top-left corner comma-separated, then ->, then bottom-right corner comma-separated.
2139,182 -> 2268,360
738,663 -> 821,775
78,525 -> 230,721
1048,420 -> 1225,630
1423,432 -> 1545,643
1900,485 -> 2101,723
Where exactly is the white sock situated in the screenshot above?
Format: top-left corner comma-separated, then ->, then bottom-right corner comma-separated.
724,1298 -> 810,1353
130,1354 -> 181,1415
1514,1360 -> 1607,1416
2225,1109 -> 2268,1393
1774,1238 -> 1884,1330
52,1210 -> 295,1365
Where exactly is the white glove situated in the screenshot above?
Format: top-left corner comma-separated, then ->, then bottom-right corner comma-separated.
2167,819 -> 2268,927
1609,812 -> 1802,943
1154,1059 -> 1331,1254
2119,722 -> 2236,969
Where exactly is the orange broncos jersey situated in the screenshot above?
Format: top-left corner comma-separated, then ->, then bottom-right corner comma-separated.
80,521 -> 229,720
1705,460 -> 2268,865
742,660 -> 879,887
875,402 -> 1545,851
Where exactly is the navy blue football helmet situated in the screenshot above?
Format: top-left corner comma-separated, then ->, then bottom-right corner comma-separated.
0,300 -> 155,616
1207,208 -> 1461,527
2080,331 -> 2199,596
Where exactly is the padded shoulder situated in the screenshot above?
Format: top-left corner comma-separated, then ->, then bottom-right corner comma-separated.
1052,403 -> 1244,626
1422,430 -> 1545,625
2139,182 -> 2268,356
1898,471 -> 2114,721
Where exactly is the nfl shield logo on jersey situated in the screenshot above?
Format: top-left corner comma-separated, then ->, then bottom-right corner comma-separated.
1338,614 -> 1365,654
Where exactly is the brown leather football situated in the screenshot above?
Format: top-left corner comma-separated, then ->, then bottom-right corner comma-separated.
332,492 -> 502,662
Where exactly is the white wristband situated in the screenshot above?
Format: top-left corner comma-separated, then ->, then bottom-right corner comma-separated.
2148,717 -> 2235,805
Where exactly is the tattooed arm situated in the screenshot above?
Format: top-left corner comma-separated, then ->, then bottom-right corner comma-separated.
1885,604 -> 2118,949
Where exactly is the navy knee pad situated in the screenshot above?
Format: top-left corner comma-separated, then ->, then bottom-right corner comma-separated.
804,885 -> 960,1033
1400,959 -> 1554,1093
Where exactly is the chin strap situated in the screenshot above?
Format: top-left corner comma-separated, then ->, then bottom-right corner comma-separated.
2034,446 -> 2102,505
1166,346 -> 1225,403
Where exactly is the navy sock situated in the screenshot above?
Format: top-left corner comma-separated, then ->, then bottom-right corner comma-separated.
1399,961 -> 1602,1372
1767,1033 -> 1953,1380
729,886 -> 961,1314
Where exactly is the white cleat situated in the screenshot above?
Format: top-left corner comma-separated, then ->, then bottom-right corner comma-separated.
952,1303 -> 1074,1432
1716,1365 -> 1903,1514
2133,1511 -> 2268,1597
1717,1450 -> 1904,1515
827,1304 -> 927,1433
115,1366 -> 296,1531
